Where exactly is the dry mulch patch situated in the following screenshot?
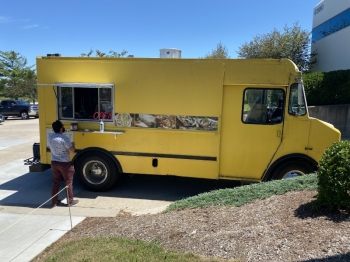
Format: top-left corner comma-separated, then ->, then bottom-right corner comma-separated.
38,190 -> 350,261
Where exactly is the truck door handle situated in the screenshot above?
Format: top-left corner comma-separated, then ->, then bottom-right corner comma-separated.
277,130 -> 282,137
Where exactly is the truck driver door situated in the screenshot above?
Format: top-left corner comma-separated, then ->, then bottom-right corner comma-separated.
219,86 -> 285,181
9,101 -> 19,115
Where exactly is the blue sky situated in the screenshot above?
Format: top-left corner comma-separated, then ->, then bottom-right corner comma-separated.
1,0 -> 321,67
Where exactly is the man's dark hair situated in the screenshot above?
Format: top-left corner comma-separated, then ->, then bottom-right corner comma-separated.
52,120 -> 63,133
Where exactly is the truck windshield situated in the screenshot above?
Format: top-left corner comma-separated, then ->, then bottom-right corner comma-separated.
288,82 -> 307,116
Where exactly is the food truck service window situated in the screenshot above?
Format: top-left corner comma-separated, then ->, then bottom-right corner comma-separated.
57,83 -> 113,121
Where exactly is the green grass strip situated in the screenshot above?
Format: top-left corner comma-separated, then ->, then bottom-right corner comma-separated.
165,174 -> 318,212
43,236 -> 223,262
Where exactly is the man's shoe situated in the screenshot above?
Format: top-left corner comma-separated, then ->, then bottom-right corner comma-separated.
52,199 -> 62,208
69,199 -> 79,206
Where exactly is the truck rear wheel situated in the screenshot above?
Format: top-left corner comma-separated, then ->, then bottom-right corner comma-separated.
76,153 -> 119,191
21,111 -> 29,119
271,161 -> 314,180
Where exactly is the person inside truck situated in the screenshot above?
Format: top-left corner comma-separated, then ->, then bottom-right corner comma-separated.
269,99 -> 283,123
245,97 -> 267,123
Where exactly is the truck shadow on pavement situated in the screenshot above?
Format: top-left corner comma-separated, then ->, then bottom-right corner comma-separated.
0,169 -> 240,209
79,173 -> 241,201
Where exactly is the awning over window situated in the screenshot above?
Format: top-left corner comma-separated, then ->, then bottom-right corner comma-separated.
37,83 -> 113,88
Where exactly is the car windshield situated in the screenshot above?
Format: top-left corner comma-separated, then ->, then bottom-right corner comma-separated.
16,100 -> 30,106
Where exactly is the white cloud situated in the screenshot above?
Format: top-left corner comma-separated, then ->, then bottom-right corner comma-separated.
23,24 -> 39,29
0,16 -> 12,23
0,16 -> 41,29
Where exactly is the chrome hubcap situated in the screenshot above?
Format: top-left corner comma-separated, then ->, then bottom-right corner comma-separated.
83,160 -> 108,185
283,170 -> 305,179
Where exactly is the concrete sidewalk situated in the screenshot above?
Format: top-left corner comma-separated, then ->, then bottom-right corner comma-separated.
0,159 -> 86,262
0,213 -> 84,262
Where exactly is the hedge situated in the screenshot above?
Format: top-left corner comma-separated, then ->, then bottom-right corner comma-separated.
303,69 -> 350,106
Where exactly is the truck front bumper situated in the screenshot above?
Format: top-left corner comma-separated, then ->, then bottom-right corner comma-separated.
28,110 -> 39,117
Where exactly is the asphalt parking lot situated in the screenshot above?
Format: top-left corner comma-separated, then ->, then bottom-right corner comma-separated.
0,117 -> 240,261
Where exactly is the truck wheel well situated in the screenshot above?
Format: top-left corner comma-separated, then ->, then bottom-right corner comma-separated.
263,155 -> 317,181
73,148 -> 123,174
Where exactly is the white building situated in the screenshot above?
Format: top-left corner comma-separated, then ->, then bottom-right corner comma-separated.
311,0 -> 350,72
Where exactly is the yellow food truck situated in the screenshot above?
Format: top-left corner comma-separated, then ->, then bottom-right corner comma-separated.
30,55 -> 340,191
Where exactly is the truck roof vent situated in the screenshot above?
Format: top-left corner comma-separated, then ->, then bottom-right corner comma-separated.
47,53 -> 61,57
160,48 -> 181,58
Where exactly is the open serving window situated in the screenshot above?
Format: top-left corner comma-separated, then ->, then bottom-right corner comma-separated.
57,83 -> 114,121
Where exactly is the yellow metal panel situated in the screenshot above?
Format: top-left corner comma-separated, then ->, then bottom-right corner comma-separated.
38,85 -> 57,164
272,115 -> 310,161
72,130 -> 219,157
116,155 -> 218,179
223,58 -> 299,85
308,118 -> 341,161
37,57 -> 225,117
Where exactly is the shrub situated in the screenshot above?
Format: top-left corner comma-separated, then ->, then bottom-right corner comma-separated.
304,70 -> 350,106
316,141 -> 350,212
166,174 -> 318,212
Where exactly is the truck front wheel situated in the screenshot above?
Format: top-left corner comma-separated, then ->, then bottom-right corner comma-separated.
76,153 -> 118,191
271,161 -> 314,180
21,111 -> 29,119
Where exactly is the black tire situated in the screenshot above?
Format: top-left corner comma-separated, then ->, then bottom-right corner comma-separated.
271,161 -> 314,180
76,152 -> 119,191
20,111 -> 29,119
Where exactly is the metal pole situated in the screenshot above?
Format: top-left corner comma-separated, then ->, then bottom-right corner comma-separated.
66,186 -> 73,229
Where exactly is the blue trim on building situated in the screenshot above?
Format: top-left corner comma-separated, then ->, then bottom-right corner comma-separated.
312,8 -> 350,43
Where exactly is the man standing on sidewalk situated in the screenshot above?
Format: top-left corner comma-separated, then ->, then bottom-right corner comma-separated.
48,120 -> 79,207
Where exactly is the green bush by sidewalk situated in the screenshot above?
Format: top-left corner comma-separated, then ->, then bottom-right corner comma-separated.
316,141 -> 350,212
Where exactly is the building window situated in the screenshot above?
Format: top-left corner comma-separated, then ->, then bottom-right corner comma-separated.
58,84 -> 113,121
312,8 -> 350,43
242,88 -> 285,124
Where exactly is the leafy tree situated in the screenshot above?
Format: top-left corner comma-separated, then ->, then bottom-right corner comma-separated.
0,51 -> 36,100
81,48 -> 128,57
22,68 -> 37,104
237,23 -> 317,72
204,42 -> 230,59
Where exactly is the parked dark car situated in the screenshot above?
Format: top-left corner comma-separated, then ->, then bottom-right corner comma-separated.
0,113 -> 4,123
0,100 -> 39,119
